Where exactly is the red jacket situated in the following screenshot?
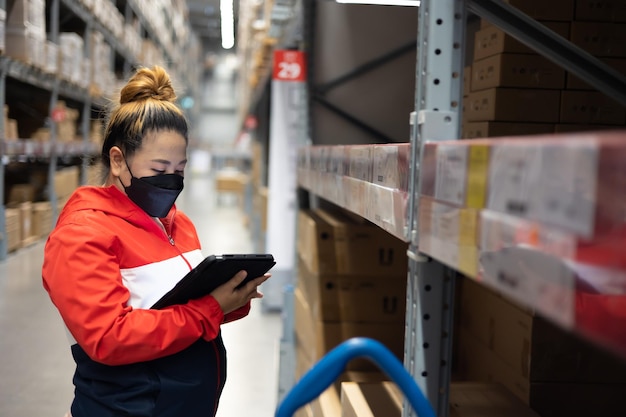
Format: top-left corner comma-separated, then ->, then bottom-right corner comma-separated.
42,186 -> 250,417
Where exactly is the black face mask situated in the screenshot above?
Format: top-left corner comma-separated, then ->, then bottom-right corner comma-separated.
122,162 -> 184,218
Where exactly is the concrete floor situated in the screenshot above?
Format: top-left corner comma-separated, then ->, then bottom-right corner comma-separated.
0,172 -> 283,417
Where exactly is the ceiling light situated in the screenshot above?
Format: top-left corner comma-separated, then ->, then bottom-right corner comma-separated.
220,0 -> 235,49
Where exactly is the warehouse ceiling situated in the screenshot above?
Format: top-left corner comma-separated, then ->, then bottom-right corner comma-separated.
186,0 -> 240,53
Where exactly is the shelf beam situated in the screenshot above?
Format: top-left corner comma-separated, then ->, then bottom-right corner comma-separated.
468,0 -> 626,106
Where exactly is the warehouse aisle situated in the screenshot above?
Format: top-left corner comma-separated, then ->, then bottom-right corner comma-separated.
0,170 -> 282,417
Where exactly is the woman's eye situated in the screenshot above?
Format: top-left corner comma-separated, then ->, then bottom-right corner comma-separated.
175,170 -> 185,176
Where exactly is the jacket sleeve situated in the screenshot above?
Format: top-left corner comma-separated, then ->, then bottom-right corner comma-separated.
223,302 -> 251,323
42,222 -> 224,366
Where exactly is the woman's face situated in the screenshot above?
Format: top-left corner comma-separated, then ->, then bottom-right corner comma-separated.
118,130 -> 187,186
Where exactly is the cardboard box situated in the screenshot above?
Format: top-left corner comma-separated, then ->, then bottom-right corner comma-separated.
297,208 -> 408,277
309,386 -> 342,417
54,166 -> 80,201
575,0 -> 626,22
457,327 -> 531,402
559,90 -> 626,125
465,88 -> 561,123
371,144 -> 410,191
32,201 -> 53,238
449,383 -> 541,417
294,288 -> 405,372
8,183 -> 35,204
566,58 -> 626,90
570,21 -> 626,57
474,22 -> 570,61
459,278 -> 626,384
297,258 -> 406,323
341,382 -> 402,417
471,53 -> 565,92
463,66 -> 472,97
5,208 -> 21,252
5,27 -> 45,66
463,122 -> 554,139
7,0 -> 45,37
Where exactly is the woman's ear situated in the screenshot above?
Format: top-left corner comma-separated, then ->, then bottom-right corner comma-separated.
109,146 -> 125,177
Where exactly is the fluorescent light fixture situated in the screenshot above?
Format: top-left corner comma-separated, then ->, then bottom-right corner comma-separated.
220,0 -> 235,49
336,0 -> 420,5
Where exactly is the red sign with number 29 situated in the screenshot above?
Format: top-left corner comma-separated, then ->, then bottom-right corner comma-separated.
273,50 -> 306,82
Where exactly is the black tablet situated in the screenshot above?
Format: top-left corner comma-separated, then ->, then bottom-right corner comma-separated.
151,254 -> 276,309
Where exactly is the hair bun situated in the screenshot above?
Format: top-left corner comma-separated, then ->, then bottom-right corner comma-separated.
119,66 -> 177,104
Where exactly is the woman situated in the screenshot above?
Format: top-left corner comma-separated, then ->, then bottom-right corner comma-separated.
42,65 -> 269,417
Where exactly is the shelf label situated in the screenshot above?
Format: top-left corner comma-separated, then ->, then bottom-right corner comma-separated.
435,144 -> 468,206
273,50 -> 306,81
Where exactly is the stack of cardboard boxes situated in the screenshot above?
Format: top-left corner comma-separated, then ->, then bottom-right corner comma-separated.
3,165 -> 79,253
463,0 -> 626,139
294,207 -> 409,415
456,278 -> 626,417
5,0 -> 46,69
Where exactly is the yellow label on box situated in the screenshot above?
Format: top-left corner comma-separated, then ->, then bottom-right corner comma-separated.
459,246 -> 478,278
459,208 -> 478,246
465,145 -> 490,208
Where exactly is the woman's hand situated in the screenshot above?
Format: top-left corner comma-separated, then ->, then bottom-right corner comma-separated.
210,270 -> 271,314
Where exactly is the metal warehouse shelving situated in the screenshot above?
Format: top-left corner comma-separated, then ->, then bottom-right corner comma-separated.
288,1 -> 626,416
0,0 -> 200,260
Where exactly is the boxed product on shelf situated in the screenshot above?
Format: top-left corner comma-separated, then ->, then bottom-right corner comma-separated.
465,88 -> 561,123
5,27 -> 45,68
4,208 -> 21,253
559,90 -> 626,125
347,145 -> 373,182
569,21 -> 626,57
296,257 -> 407,323
0,7 -> 6,53
58,32 -> 84,84
7,183 -> 35,205
574,0 -> 626,22
44,41 -> 58,75
309,386 -> 341,417
463,66 -> 472,97
473,22 -> 570,61
418,197 -> 480,278
457,282 -> 626,415
297,208 -> 408,277
449,383 -> 542,417
470,53 -> 566,92
31,201 -> 52,238
341,381 -> 402,417
54,166 -> 80,202
463,122 -> 555,139
294,287 -> 405,372
371,143 -> 410,191
7,0 -> 45,38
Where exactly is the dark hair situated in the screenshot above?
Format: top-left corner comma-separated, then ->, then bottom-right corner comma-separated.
100,66 -> 189,177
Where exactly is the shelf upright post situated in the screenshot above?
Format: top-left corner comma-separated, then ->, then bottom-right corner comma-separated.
404,1 -> 466,416
0,58 -> 7,261
81,18 -> 93,186
48,0 -> 61,222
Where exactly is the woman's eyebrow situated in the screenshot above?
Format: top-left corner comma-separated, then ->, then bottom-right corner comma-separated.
150,158 -> 188,165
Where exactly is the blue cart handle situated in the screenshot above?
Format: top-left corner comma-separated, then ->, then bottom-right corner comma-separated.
275,337 -> 436,417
